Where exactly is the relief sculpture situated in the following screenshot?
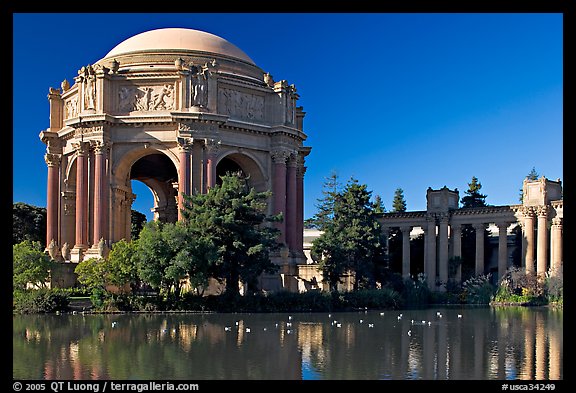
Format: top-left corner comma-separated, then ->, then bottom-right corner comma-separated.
218,88 -> 264,121
118,84 -> 175,112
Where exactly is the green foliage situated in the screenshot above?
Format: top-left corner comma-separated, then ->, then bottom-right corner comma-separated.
13,240 -> 53,290
106,239 -> 139,290
182,174 -> 280,296
131,209 -> 148,240
493,267 -> 548,305
13,289 -> 70,314
462,274 -> 495,304
391,188 -> 407,212
13,203 -> 47,246
74,257 -> 107,291
308,171 -> 341,230
460,176 -> 488,208
135,221 -> 190,300
372,194 -> 386,214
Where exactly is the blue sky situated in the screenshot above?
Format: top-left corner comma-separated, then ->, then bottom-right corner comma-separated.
12,13 -> 563,221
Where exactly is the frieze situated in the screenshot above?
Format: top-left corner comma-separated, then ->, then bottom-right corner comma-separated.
118,84 -> 175,112
65,96 -> 79,119
218,87 -> 264,121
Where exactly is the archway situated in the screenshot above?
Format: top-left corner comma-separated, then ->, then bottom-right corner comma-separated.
216,152 -> 267,192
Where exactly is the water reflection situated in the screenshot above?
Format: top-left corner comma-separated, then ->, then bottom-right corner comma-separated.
13,307 -> 562,380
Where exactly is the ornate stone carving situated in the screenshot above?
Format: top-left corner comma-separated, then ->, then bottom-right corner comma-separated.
264,72 -> 275,87
79,65 -> 96,110
218,88 -> 264,121
65,96 -> 79,119
192,66 -> 208,108
47,239 -> 58,259
61,79 -> 70,92
91,140 -> 110,154
536,205 -> 549,217
204,138 -> 221,155
44,153 -> 61,167
271,149 -> 290,164
118,84 -> 175,112
177,137 -> 193,152
61,242 -> 71,260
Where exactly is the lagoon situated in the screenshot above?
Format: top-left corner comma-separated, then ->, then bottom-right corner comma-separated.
13,306 -> 562,380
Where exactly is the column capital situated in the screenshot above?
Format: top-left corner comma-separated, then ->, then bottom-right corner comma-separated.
400,225 -> 413,234
495,221 -> 511,230
177,136 -> 194,152
271,149 -> 290,164
44,153 -> 62,167
72,141 -> 90,155
536,205 -> 550,218
204,138 -> 221,155
91,140 -> 110,154
551,216 -> 562,227
521,205 -> 535,217
286,151 -> 299,167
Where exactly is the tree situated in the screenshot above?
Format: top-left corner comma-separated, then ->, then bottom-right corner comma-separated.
131,209 -> 148,240
519,167 -> 539,202
106,239 -> 139,292
372,194 -> 386,214
181,174 -> 281,296
312,177 -> 385,291
13,203 -> 46,246
460,176 -> 488,208
13,240 -> 53,290
74,257 -> 107,292
308,171 -> 341,230
392,188 -> 407,212
135,221 -> 190,301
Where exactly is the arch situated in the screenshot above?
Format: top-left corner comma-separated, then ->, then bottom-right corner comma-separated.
112,142 -> 179,187
215,150 -> 268,192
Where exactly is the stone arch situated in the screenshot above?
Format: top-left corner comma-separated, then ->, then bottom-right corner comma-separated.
215,150 -> 268,192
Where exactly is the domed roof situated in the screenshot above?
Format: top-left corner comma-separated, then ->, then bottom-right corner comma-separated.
104,28 -> 255,65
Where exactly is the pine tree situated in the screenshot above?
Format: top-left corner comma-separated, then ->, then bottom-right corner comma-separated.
372,194 -> 386,214
309,171 -> 341,230
392,188 -> 407,212
181,174 -> 280,296
460,176 -> 488,208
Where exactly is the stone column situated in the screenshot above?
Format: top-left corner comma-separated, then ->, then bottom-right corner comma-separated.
285,152 -> 298,253
497,222 -> 509,282
400,226 -> 412,279
523,207 -> 536,274
451,224 -> 462,283
44,153 -> 61,249
550,217 -> 563,276
536,206 -> 549,276
177,137 -> 192,220
271,150 -> 288,245
438,214 -> 449,288
295,157 -> 306,256
92,141 -> 109,245
204,139 -> 219,191
73,142 -> 89,255
473,223 -> 485,276
425,216 -> 437,289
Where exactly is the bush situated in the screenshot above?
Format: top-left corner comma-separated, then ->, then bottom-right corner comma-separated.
462,274 -> 495,304
494,267 -> 547,305
401,273 -> 431,307
13,289 -> 70,314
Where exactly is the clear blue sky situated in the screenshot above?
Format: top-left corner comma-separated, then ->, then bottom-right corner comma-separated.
13,13 -> 563,221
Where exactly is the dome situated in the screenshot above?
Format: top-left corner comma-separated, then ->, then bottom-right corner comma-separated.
103,28 -> 255,65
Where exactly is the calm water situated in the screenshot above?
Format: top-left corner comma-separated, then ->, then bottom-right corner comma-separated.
13,306 -> 562,380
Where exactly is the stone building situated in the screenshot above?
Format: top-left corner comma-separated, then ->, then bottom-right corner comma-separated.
301,177 -> 563,291
40,28 -> 311,290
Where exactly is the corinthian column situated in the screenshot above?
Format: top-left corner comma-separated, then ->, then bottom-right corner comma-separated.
44,153 -> 61,249
204,139 -> 220,191
496,222 -> 509,282
72,142 -> 90,256
425,216 -> 437,289
523,207 -> 535,274
550,217 -> 563,276
295,157 -> 307,257
271,149 -> 289,245
177,137 -> 192,220
285,152 -> 298,253
400,226 -> 412,279
92,141 -> 109,245
438,214 -> 449,288
536,206 -> 549,276
451,224 -> 462,283
473,223 -> 486,276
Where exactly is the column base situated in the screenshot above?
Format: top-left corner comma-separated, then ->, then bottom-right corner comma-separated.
70,245 -> 88,263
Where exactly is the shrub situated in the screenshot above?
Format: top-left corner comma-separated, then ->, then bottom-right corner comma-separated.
462,274 -> 495,304
401,273 -> 431,307
13,289 -> 70,314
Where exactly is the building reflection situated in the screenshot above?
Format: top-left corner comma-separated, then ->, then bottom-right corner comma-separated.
12,308 -> 562,380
